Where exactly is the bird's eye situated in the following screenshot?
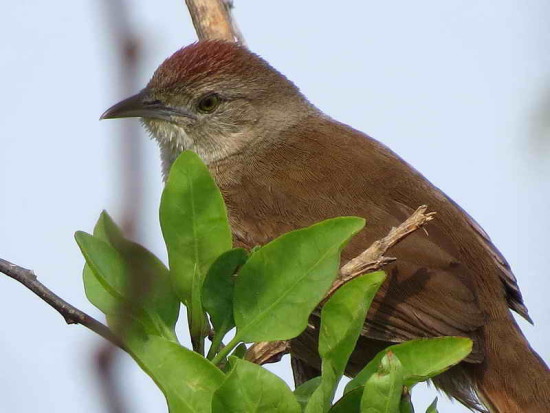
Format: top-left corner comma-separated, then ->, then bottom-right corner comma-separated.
197,93 -> 221,113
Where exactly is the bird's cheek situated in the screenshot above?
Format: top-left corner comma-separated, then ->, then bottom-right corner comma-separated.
142,118 -> 192,149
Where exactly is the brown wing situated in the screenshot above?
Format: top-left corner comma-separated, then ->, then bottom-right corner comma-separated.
445,197 -> 531,322
339,202 -> 486,362
218,114 -> 528,365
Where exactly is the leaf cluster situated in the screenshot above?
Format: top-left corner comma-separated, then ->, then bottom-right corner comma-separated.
76,151 -> 472,412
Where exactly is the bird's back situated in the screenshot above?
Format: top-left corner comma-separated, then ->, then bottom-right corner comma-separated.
211,113 -> 548,412
214,113 -> 525,318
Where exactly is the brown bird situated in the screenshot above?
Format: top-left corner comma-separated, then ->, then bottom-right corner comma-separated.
101,41 -> 549,412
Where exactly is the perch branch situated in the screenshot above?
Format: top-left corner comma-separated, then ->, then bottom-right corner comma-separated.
0,258 -> 123,349
323,205 -> 435,304
245,339 -> 291,365
221,0 -> 246,45
245,205 -> 435,364
185,0 -> 244,43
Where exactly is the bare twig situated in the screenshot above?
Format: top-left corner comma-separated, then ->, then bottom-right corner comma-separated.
185,0 -> 244,43
245,340 -> 290,365
324,205 -> 435,304
221,0 -> 246,45
0,258 -> 123,348
245,206 -> 435,364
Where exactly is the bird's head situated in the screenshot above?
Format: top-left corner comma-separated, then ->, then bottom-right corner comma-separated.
101,41 -> 313,173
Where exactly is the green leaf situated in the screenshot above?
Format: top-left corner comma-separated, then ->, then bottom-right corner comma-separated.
345,337 -> 472,394
76,230 -> 176,339
203,248 -> 248,338
329,388 -> 362,413
83,264 -> 122,316
399,389 -> 414,413
78,231 -> 155,336
306,272 -> 386,412
160,151 -> 232,353
76,231 -> 128,298
160,150 -> 232,304
234,217 -> 365,342
294,377 -> 321,410
425,397 -> 438,413
127,334 -> 224,413
360,352 -> 404,413
82,213 -> 122,315
230,343 -> 248,360
81,212 -> 179,333
219,344 -> 248,373
97,211 -> 179,331
211,357 -> 300,413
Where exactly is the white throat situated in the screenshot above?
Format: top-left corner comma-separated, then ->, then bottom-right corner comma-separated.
142,118 -> 248,178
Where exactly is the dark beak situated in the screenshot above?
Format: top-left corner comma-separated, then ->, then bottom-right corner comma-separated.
100,90 -> 196,121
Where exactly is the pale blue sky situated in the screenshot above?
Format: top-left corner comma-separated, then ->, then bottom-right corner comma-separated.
1,1 -> 548,412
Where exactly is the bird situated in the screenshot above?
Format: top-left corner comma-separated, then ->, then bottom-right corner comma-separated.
101,40 -> 549,412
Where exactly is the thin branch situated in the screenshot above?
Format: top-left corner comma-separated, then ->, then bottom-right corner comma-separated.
323,205 -> 435,304
221,0 -> 246,45
245,205 -> 435,364
185,0 -> 244,43
0,258 -> 123,349
245,340 -> 290,365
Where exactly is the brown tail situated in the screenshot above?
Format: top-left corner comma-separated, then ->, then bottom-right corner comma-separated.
472,316 -> 550,412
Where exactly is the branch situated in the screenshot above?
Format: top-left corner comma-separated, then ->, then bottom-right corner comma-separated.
245,205 -> 435,364
245,340 -> 290,365
221,0 -> 246,45
323,205 -> 435,304
0,258 -> 123,349
185,0 -> 245,43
